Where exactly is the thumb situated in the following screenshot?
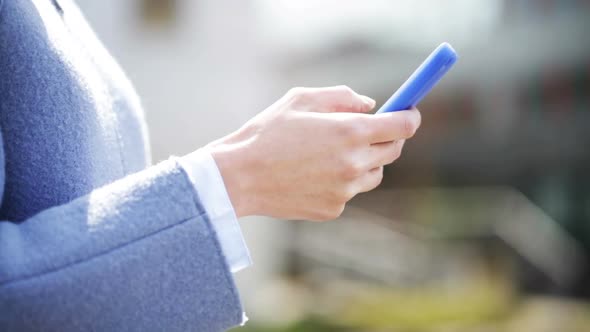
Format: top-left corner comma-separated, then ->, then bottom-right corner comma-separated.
304,85 -> 376,113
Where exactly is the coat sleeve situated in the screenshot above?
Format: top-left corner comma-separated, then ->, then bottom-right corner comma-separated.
0,129 -> 244,332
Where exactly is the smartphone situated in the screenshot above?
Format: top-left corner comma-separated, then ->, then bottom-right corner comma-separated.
376,42 -> 458,113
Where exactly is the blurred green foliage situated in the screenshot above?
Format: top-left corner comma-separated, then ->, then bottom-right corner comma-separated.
232,279 -> 590,332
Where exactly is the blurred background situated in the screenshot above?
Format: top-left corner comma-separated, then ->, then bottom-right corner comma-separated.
77,0 -> 590,331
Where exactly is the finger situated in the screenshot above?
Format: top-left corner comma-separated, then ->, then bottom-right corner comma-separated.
356,166 -> 384,194
306,86 -> 375,113
366,108 -> 421,143
368,140 -> 406,168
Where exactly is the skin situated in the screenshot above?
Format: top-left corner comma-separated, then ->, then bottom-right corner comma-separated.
206,85 -> 421,221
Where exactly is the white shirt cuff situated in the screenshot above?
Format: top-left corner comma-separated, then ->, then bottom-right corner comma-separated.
179,149 -> 252,273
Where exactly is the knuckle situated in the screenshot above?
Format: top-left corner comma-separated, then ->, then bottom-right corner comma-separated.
287,87 -> 309,101
338,85 -> 357,103
375,165 -> 385,177
336,85 -> 354,96
323,204 -> 346,221
287,87 -> 304,96
336,122 -> 366,145
334,203 -> 346,218
336,185 -> 357,202
373,169 -> 384,187
341,159 -> 364,180
331,190 -> 347,204
326,187 -> 344,204
286,87 -> 315,109
388,144 -> 402,163
345,186 -> 358,201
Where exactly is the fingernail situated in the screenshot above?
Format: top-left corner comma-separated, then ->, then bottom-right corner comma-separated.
361,95 -> 376,108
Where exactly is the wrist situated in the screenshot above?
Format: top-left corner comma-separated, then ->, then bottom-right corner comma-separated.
206,138 -> 261,218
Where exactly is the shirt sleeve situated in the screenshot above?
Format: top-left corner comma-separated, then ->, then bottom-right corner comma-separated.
179,149 -> 252,273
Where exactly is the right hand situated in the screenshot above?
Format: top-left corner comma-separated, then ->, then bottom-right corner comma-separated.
206,86 -> 421,221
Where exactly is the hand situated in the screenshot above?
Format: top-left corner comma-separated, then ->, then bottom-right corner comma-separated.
206,86 -> 421,221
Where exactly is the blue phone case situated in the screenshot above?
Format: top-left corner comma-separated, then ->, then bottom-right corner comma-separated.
376,43 -> 458,113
